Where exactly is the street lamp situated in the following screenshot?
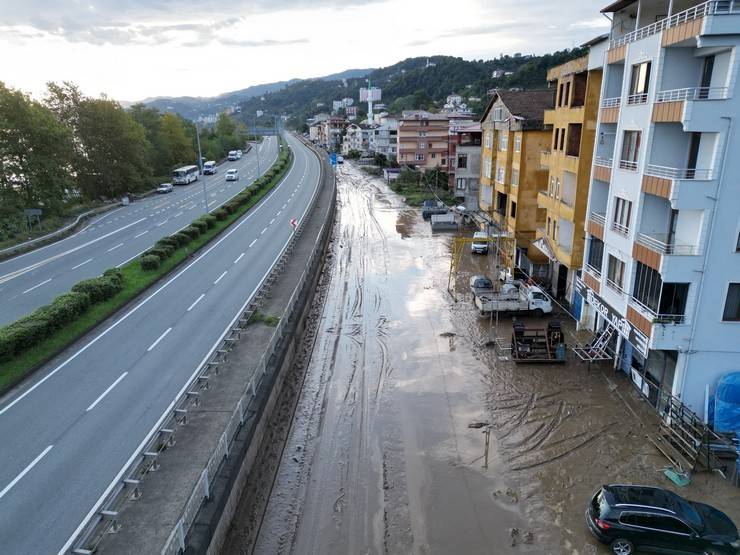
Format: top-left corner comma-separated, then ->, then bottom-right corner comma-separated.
195,123 -> 208,214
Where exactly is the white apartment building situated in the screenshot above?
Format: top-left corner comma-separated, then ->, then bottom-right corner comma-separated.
577,0 -> 740,415
371,115 -> 399,158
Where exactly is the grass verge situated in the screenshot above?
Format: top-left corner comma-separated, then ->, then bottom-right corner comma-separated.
0,141 -> 292,392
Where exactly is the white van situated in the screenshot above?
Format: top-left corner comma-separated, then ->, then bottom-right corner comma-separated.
225,168 -> 239,181
203,161 -> 217,175
471,231 -> 489,254
227,150 -> 238,161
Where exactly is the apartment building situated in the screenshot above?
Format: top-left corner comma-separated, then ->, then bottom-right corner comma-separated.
479,89 -> 555,272
448,122 -> 482,210
535,48 -> 604,300
577,0 -> 740,413
397,111 -> 449,169
371,114 -> 399,159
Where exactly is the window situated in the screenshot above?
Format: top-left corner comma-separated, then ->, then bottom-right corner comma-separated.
587,237 -> 604,273
457,154 -> 468,169
456,178 -> 466,191
566,123 -> 582,157
558,83 -> 565,107
564,81 -> 571,106
415,153 -> 425,161
736,231 -> 740,252
629,61 -> 651,103
510,201 -> 517,218
607,255 -> 626,292
514,135 -> 521,152
723,283 -> 740,321
485,131 -> 492,149
493,106 -> 504,121
547,217 -> 551,236
554,178 -> 560,199
612,197 -> 632,235
620,131 -> 641,170
484,158 -> 492,179
496,163 -> 505,183
553,128 -> 560,150
633,261 -> 662,313
431,152 -> 436,159
511,169 -> 519,186
418,131 -> 427,137
559,128 -> 565,151
418,142 -> 427,149
499,132 -> 508,151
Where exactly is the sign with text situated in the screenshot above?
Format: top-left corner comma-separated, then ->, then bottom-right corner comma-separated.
574,275 -> 649,357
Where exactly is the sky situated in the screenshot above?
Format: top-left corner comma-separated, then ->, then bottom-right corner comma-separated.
0,0 -> 609,102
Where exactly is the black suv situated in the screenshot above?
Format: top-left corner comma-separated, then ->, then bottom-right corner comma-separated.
586,484 -> 740,554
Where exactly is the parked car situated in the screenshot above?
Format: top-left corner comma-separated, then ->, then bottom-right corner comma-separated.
586,484 -> 740,555
156,183 -> 173,194
225,168 -> 239,181
203,161 -> 217,175
469,275 -> 494,297
471,231 -> 489,254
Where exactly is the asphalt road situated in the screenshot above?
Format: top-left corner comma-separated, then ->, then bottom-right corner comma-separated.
0,135 -> 322,555
0,136 -> 279,326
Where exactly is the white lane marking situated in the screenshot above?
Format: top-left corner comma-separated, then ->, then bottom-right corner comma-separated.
147,327 -> 172,352
260,228 -> 267,235
107,243 -> 124,252
155,219 -> 169,227
234,253 -> 245,264
187,293 -> 205,312
276,211 -> 282,217
85,372 -> 128,412
0,137 -> 288,419
189,205 -> 196,210
269,218 -> 275,225
214,270 -> 227,284
72,258 -> 93,270
0,445 -> 54,501
282,203 -> 287,210
173,211 -> 183,218
249,239 -> 257,248
0,217 -> 147,285
134,230 -> 149,239
22,278 -> 52,294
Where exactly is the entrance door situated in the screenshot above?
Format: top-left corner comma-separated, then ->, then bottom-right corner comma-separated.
557,264 -> 568,300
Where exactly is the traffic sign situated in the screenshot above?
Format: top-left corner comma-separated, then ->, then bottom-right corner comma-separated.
329,153 -> 337,167
290,218 -> 298,230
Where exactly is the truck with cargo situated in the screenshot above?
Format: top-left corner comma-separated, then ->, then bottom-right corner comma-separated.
474,283 -> 553,317
421,199 -> 449,220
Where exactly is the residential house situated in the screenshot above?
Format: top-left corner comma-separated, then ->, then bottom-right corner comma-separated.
371,114 -> 399,159
577,0 -> 740,413
397,111 -> 450,170
448,122 -> 482,210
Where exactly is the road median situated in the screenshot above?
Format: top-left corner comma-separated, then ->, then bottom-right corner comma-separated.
0,138 -> 292,394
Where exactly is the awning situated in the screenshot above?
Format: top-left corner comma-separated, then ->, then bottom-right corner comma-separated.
531,237 -> 557,263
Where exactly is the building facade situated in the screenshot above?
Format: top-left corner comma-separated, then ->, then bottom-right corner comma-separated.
448,122 -> 482,210
577,0 -> 740,413
397,111 -> 449,169
371,114 -> 399,159
479,89 -> 555,273
534,51 -> 604,301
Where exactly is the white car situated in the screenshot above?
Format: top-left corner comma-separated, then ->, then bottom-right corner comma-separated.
225,169 -> 239,181
471,231 -> 489,254
236,149 -> 243,159
156,183 -> 173,194
227,150 -> 238,161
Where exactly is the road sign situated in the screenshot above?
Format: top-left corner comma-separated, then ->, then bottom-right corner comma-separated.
24,208 -> 42,217
290,218 -> 298,230
329,153 -> 337,167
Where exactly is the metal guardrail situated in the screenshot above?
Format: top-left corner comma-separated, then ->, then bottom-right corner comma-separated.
610,221 -> 630,236
609,0 -> 740,49
618,159 -> 638,171
590,212 -> 606,226
585,263 -> 602,278
645,164 -> 714,180
627,93 -> 648,105
656,86 -> 729,102
594,156 -> 613,168
628,295 -> 687,324
635,232 -> 699,255
605,278 -> 625,295
67,139 -> 332,555
601,97 -> 621,108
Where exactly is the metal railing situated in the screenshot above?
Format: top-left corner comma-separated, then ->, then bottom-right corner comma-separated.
68,141 -> 333,555
629,295 -> 687,324
627,93 -> 648,105
605,278 -> 624,295
645,164 -> 714,180
590,212 -> 606,226
636,232 -> 699,255
611,221 -> 630,236
609,0 -> 740,49
656,86 -> 729,102
594,156 -> 614,168
585,263 -> 602,278
601,97 -> 621,108
619,159 -> 638,171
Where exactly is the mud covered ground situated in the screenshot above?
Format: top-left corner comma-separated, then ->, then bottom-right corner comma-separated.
224,163 -> 740,555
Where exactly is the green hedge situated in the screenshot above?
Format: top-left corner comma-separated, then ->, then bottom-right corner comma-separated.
141,255 -> 160,270
171,232 -> 192,247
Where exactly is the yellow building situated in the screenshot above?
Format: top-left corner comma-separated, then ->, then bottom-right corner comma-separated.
479,89 -> 554,273
533,53 -> 602,300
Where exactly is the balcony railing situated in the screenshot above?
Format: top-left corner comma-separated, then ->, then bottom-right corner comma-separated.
636,232 -> 700,255
590,212 -> 606,226
611,221 -> 630,236
645,164 -> 714,180
627,93 -> 649,105
609,0 -> 740,49
601,97 -> 621,108
619,159 -> 638,171
585,263 -> 602,278
606,278 -> 624,295
594,156 -> 613,168
656,87 -> 729,103
629,295 -> 687,324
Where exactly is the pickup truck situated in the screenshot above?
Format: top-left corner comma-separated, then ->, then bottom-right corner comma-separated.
474,283 -> 553,317
421,199 -> 449,220
469,275 -> 494,296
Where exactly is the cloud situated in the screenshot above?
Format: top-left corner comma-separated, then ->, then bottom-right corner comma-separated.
405,21 -> 530,47
217,37 -> 310,48
569,17 -> 611,29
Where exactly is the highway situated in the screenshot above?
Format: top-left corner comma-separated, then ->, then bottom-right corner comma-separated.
0,136 -> 279,326
0,135 -> 322,555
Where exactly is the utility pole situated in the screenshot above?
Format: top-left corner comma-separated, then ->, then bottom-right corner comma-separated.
195,123 -> 208,213
252,116 -> 261,177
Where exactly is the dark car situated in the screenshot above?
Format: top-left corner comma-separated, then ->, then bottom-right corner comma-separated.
586,484 -> 740,555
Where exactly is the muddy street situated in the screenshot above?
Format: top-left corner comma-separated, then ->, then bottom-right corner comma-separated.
224,162 -> 740,555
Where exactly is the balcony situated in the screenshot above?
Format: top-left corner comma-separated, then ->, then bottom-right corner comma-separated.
587,212 -> 606,240
611,221 -> 630,237
593,157 -> 613,183
608,1 -> 737,49
656,87 -> 729,103
590,212 -> 606,226
644,164 -> 714,180
635,232 -> 699,256
600,99 -> 620,123
585,263 -> 602,279
601,97 -> 621,108
594,156 -> 613,168
627,93 -> 648,105
618,159 -> 638,171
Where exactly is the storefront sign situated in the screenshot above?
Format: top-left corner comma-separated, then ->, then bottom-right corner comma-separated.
575,275 -> 649,357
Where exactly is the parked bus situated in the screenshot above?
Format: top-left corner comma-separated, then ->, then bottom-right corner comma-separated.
172,165 -> 199,185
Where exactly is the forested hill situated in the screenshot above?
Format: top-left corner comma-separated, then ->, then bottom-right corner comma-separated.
239,50 -> 586,128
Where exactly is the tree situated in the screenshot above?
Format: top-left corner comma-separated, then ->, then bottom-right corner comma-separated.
160,113 -> 196,171
0,82 -> 74,214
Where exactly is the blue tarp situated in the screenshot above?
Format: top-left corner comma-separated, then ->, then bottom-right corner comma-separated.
714,372 -> 740,434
